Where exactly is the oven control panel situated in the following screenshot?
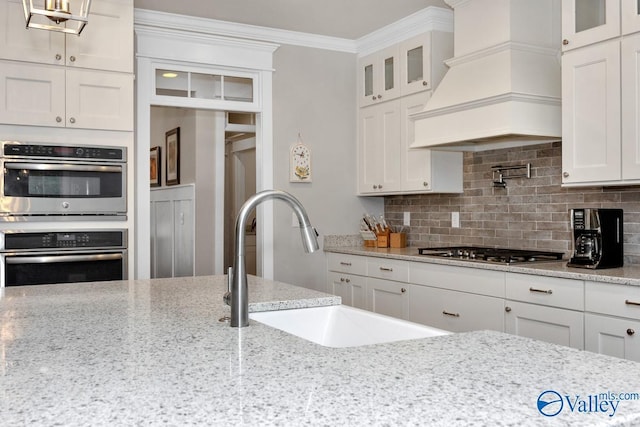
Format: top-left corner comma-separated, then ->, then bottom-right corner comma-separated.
1,142 -> 126,161
1,231 -> 126,250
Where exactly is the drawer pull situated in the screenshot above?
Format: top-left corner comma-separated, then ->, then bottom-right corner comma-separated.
529,287 -> 553,295
339,262 -> 352,266
627,328 -> 635,336
442,310 -> 460,318
379,267 -> 393,272
625,299 -> 640,307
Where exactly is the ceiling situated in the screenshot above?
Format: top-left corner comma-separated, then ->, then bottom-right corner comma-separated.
133,0 -> 450,39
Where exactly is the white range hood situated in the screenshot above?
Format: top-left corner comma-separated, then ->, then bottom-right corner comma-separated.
410,0 -> 562,151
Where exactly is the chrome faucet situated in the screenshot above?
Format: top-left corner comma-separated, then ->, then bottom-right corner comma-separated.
225,190 -> 319,327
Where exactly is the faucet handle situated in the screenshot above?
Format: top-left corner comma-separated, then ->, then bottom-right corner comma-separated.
223,266 -> 233,306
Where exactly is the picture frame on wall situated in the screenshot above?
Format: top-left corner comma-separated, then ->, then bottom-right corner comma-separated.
166,127 -> 180,186
150,146 -> 161,187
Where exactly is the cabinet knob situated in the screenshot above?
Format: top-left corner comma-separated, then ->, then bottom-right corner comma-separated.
562,39 -> 569,46
422,81 -> 428,86
55,53 -> 62,61
378,184 -> 383,189
340,277 -> 345,282
69,56 -> 76,62
627,328 -> 635,336
55,116 -> 62,123
372,185 -> 378,190
401,288 -> 406,293
69,117 -> 76,124
423,181 -> 429,187
345,278 -> 350,283
377,94 -> 382,100
563,172 -> 569,178
505,306 -> 512,312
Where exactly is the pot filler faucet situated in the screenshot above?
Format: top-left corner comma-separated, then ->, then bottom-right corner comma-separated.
225,190 -> 320,327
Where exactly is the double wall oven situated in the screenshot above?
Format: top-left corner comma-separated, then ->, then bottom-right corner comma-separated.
0,141 -> 128,287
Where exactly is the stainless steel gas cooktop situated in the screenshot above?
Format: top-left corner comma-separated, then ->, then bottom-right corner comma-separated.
417,246 -> 565,264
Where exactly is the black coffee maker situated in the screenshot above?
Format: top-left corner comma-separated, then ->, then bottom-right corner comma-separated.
568,208 -> 623,269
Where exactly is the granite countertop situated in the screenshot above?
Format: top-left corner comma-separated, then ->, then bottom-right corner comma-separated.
2,275 -> 640,426
325,245 -> 640,287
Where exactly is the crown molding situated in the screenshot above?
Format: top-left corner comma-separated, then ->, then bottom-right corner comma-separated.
135,9 -> 356,53
356,7 -> 453,57
134,6 -> 453,56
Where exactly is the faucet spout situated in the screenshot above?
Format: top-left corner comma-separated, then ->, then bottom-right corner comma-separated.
226,190 -> 319,327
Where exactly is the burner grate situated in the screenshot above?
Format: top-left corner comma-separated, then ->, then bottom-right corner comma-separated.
417,246 -> 564,264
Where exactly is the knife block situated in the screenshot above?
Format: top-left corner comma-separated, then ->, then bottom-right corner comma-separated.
390,233 -> 406,248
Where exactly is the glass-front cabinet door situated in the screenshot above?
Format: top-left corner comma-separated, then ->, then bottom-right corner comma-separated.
562,0 -> 620,51
622,0 -> 640,35
358,45 -> 400,107
400,33 -> 432,96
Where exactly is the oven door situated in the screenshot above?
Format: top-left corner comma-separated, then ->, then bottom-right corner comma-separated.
0,160 -> 126,216
1,250 -> 127,286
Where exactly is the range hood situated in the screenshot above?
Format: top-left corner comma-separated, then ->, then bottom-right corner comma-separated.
410,0 -> 562,151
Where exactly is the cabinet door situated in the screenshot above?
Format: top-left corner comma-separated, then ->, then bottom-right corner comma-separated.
65,0 -> 133,72
562,41 -> 621,184
0,62 -> 65,127
327,271 -> 366,309
408,285 -> 504,333
366,277 -> 408,320
622,0 -> 640,35
358,45 -> 400,107
173,198 -> 194,277
400,33 -> 432,96
400,92 -> 432,191
585,313 -> 640,362
66,69 -> 134,131
622,33 -> 640,180
357,101 -> 401,194
505,301 -> 584,350
561,0 -> 620,51
0,0 -> 66,65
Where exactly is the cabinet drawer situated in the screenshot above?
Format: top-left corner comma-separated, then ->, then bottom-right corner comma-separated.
585,281 -> 640,320
409,262 -> 505,297
506,273 -> 584,310
408,284 -> 504,333
327,253 -> 367,275
367,258 -> 408,282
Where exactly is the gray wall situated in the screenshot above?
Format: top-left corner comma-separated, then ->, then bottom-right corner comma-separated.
272,45 -> 382,291
385,142 -> 640,265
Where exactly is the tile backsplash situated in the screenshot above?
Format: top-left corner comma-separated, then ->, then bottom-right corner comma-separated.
384,142 -> 640,265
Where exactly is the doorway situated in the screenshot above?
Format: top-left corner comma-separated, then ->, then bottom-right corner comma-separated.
149,106 -> 257,278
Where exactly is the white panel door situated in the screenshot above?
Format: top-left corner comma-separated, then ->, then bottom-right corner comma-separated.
561,0 -> 620,51
505,301 -> 584,350
366,277 -> 408,320
585,313 -> 640,362
622,33 -> 640,179
0,62 -> 65,127
562,40 -> 621,184
66,69 -> 134,131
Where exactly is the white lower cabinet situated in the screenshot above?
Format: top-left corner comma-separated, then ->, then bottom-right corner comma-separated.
327,271 -> 366,310
585,281 -> 640,362
408,284 -> 504,332
585,313 -> 640,362
366,277 -> 409,319
326,253 -> 367,310
505,273 -> 584,350
505,301 -> 584,350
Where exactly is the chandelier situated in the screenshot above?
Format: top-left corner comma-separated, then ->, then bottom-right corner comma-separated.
22,0 -> 92,35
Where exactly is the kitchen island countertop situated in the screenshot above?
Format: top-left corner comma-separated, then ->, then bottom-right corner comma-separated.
1,275 -> 640,426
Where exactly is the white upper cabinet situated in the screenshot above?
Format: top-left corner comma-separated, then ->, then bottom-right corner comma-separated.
562,40 -> 621,184
358,45 -> 401,107
562,0 -> 620,51
562,0 -> 640,185
622,0 -> 640,34
0,0 -> 133,73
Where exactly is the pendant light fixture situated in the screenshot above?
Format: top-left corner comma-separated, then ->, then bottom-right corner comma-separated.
22,0 -> 92,35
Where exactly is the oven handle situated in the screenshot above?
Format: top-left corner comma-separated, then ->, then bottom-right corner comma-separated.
5,253 -> 123,264
4,163 -> 122,173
